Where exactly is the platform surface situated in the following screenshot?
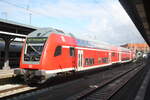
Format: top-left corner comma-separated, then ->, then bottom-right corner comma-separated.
0,68 -> 16,79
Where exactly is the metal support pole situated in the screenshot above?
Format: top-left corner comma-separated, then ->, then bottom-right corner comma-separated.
2,37 -> 14,70
3,39 -> 10,70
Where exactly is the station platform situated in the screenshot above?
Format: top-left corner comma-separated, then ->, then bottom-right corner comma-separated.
134,60 -> 150,100
0,68 -> 16,79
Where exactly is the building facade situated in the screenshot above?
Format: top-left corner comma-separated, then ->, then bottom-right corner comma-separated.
121,43 -> 150,53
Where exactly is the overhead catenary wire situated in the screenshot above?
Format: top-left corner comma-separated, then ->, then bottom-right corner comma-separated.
0,0 -> 55,20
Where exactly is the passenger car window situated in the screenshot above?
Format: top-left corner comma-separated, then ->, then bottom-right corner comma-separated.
54,46 -> 62,56
112,52 -> 115,57
70,47 -> 75,56
102,57 -> 109,63
98,57 -> 101,64
85,58 -> 88,65
92,58 -> 94,64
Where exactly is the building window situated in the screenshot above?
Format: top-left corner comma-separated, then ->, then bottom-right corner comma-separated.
70,47 -> 75,56
54,46 -> 62,56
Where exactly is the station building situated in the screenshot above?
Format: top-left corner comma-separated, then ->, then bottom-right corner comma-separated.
121,43 -> 150,53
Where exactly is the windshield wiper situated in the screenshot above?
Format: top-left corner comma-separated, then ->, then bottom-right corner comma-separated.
28,44 -> 41,55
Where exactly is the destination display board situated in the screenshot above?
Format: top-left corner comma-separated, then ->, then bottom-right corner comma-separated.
26,37 -> 47,43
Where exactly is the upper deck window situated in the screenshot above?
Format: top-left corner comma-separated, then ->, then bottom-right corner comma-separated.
28,28 -> 54,37
54,46 -> 62,56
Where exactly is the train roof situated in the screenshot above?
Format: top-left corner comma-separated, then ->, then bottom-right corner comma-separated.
119,47 -> 131,52
27,28 -> 131,51
27,28 -> 75,38
27,28 -> 120,50
75,38 -> 112,50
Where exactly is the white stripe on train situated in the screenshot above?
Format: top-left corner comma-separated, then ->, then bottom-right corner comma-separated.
62,45 -> 131,54
44,59 -> 131,74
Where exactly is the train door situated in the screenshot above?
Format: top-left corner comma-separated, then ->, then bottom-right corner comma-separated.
77,50 -> 83,69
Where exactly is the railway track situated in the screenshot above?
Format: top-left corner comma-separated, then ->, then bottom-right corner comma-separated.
67,62 -> 145,100
1,61 -> 145,100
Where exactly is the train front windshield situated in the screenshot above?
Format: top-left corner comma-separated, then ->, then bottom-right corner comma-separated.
24,37 -> 47,62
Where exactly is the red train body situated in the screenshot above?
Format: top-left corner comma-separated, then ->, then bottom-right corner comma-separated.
17,28 -> 135,84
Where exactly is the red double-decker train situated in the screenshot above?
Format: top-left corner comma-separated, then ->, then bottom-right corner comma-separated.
15,28 -> 135,84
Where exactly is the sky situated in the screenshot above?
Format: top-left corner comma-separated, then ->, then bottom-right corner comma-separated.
0,0 -> 146,45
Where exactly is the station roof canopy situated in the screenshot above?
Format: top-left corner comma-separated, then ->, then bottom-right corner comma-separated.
119,0 -> 150,47
0,18 -> 38,38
